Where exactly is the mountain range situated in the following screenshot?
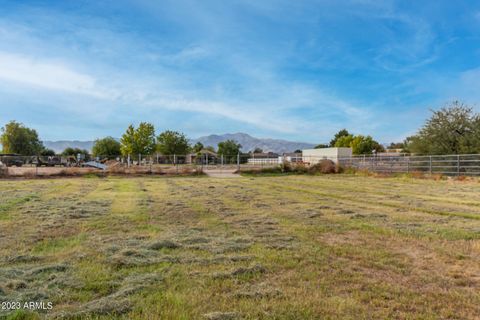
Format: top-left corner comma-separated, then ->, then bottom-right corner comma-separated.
191,133 -> 315,153
43,133 -> 316,154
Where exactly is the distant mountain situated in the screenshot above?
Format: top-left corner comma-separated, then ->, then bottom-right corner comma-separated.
43,140 -> 94,153
191,133 -> 315,153
43,133 -> 315,154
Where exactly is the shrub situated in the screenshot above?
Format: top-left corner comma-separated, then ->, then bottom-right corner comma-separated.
241,167 -> 283,175
308,159 -> 337,174
280,161 -> 292,173
0,165 -> 8,177
431,173 -> 444,181
292,163 -> 308,174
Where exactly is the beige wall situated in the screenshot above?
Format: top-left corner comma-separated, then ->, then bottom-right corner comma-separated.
302,147 -> 352,164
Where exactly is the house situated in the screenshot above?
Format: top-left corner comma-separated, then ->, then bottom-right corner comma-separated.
377,148 -> 405,157
278,152 -> 302,163
247,152 -> 279,165
186,150 -> 218,164
302,147 -> 352,164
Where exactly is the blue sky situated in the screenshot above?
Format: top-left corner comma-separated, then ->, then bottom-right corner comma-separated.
1,0 -> 480,143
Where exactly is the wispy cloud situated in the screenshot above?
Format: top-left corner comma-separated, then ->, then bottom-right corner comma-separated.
0,51 -> 113,98
0,1 -> 479,143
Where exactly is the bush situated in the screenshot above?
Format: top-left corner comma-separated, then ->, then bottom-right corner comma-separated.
292,163 -> 308,174
280,161 -> 292,173
241,167 -> 283,176
0,165 -> 7,177
308,159 -> 337,174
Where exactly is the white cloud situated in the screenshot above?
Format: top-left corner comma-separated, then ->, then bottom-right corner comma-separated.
0,51 -> 113,98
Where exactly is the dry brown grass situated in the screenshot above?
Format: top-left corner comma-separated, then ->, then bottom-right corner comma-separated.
1,175 -> 479,319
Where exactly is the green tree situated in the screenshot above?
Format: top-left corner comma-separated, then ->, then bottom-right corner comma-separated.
253,147 -> 263,153
62,147 -> 90,156
92,137 -> 121,158
388,142 -> 405,149
40,148 -> 56,156
405,101 -> 480,154
120,125 -> 136,156
334,134 -> 354,148
120,122 -> 156,156
335,134 -> 384,154
329,129 -> 350,147
204,146 -> 216,153
218,140 -> 242,163
192,142 -> 204,153
314,144 -> 329,149
350,135 -> 385,154
0,121 -> 44,155
218,140 -> 242,156
157,130 -> 190,155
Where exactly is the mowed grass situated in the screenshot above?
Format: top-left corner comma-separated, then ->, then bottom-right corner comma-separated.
1,175 -> 480,319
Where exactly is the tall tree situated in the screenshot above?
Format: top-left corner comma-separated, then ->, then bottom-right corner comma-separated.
40,148 -> 56,156
120,125 -> 136,156
406,101 -> 480,154
334,134 -> 354,148
334,134 -> 384,154
329,129 -> 350,147
156,130 -> 190,155
92,137 -> 121,158
388,142 -> 405,149
120,122 -> 156,156
0,121 -> 44,155
192,142 -> 204,153
350,135 -> 385,154
204,146 -> 216,153
217,140 -> 242,156
217,140 -> 242,163
61,147 -> 90,156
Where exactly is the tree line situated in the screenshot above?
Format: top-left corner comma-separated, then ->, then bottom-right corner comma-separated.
2,101 -> 479,157
314,129 -> 385,154
0,121 -> 243,157
314,101 -> 480,155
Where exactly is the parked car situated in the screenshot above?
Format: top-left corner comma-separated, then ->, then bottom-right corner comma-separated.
0,154 -> 24,167
31,156 -> 67,167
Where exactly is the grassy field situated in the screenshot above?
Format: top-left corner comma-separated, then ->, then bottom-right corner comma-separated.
1,175 -> 480,319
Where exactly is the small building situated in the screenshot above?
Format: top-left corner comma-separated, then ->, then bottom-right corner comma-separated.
278,152 -> 302,163
247,152 -> 279,165
377,148 -> 406,157
186,150 -> 218,164
302,147 -> 352,164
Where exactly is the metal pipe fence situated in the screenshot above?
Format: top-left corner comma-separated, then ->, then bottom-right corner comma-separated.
337,154 -> 480,176
2,153 -> 480,177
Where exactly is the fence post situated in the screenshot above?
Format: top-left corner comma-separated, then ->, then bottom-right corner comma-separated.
407,157 -> 410,173
174,154 -> 178,174
237,153 -> 240,171
457,154 -> 460,176
128,154 -> 131,167
429,156 -> 432,175
221,154 -> 224,167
